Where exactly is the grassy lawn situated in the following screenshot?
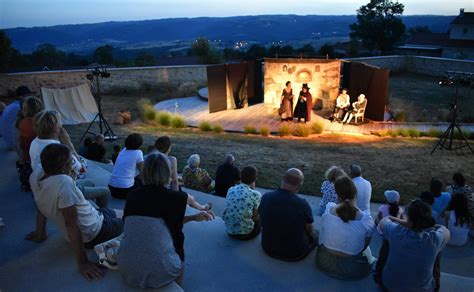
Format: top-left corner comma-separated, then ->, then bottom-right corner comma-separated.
389,72 -> 474,123
62,93 -> 473,205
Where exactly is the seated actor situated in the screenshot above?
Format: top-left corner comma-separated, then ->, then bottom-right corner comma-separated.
258,168 -> 317,261
29,143 -> 124,280
342,94 -> 367,124
332,89 -> 350,122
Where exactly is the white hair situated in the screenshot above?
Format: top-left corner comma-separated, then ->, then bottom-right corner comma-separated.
187,154 -> 200,169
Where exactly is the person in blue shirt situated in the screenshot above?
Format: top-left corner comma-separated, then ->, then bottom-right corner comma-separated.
430,178 -> 451,223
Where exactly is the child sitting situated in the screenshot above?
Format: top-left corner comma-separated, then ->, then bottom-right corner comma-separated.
376,190 -> 404,225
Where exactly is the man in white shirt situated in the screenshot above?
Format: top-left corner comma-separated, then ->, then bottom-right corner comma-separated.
350,164 -> 372,213
28,143 -> 123,280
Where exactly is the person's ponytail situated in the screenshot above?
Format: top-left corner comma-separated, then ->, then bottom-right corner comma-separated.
388,202 -> 400,217
336,199 -> 358,222
334,176 -> 358,222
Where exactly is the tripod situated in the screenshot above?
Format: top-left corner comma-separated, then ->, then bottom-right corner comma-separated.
80,69 -> 117,142
431,74 -> 473,154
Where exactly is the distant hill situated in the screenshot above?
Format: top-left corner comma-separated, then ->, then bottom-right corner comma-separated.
4,15 -> 455,53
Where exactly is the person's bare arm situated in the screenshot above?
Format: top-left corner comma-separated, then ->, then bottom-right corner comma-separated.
58,127 -> 79,156
186,194 -> 212,211
183,211 -> 215,224
434,224 -> 451,244
388,215 -> 409,228
169,157 -> 179,191
61,205 -> 104,280
25,210 -> 48,243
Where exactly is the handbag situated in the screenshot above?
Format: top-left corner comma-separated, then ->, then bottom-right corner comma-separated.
94,234 -> 123,270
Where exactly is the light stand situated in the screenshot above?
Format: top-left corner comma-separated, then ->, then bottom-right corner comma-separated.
431,71 -> 473,154
80,65 -> 117,142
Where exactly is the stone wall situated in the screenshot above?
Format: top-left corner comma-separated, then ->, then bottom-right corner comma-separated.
0,65 -> 208,96
346,55 -> 474,76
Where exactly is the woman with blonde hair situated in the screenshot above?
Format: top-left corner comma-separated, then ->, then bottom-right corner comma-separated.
318,166 -> 347,216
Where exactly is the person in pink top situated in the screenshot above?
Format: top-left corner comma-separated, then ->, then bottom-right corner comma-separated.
376,190 -> 404,225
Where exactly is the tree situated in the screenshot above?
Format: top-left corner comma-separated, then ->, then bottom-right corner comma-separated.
318,44 -> 335,58
30,43 -> 67,69
191,37 -> 210,57
0,30 -> 14,72
408,25 -> 431,34
298,44 -> 316,56
93,45 -> 114,65
349,0 -> 405,52
268,45 -> 282,57
244,45 -> 267,60
280,45 -> 295,56
134,51 -> 156,66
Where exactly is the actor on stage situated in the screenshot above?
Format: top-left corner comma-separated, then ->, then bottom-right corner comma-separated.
279,81 -> 294,122
294,83 -> 312,123
342,94 -> 367,124
332,89 -> 350,122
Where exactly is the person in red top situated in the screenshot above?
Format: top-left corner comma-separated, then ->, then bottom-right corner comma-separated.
19,97 -> 43,162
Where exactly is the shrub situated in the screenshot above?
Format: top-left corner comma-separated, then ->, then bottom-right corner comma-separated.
170,115 -> 186,128
408,128 -> 421,138
260,127 -> 270,137
397,128 -> 410,137
427,128 -> 443,138
244,125 -> 258,135
311,121 -> 324,134
279,124 -> 291,137
137,98 -> 157,123
199,121 -> 212,132
157,111 -> 171,126
394,111 -> 407,122
388,129 -> 398,137
293,124 -> 310,137
453,129 -> 471,140
213,124 -> 224,133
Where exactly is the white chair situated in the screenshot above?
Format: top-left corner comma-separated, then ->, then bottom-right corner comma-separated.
344,101 -> 367,124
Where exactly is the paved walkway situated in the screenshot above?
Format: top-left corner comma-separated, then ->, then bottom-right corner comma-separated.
0,141 -> 473,291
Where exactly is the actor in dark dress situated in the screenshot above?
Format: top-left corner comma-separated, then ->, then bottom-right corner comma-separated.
279,81 -> 294,122
294,84 -> 313,123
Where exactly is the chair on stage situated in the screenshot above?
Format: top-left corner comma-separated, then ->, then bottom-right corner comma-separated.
344,97 -> 367,125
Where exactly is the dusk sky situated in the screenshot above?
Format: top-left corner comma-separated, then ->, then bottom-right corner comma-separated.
1,0 -> 473,29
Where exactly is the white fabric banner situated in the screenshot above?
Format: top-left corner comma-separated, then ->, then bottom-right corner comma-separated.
41,84 -> 99,125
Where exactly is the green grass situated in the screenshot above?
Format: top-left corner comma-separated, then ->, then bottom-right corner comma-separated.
170,115 -> 186,128
243,125 -> 258,135
293,124 -> 310,137
278,124 -> 291,137
397,128 -> 410,137
259,127 -> 270,137
311,121 -> 324,134
198,121 -> 213,132
213,124 -> 224,133
426,128 -> 443,138
408,128 -> 421,138
157,111 -> 171,126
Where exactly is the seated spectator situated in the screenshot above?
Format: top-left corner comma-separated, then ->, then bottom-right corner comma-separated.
29,110 -> 109,208
259,168 -> 317,261
18,96 -> 43,162
350,164 -> 372,213
446,193 -> 471,246
318,166 -> 346,216
182,154 -> 214,193
79,137 -> 93,157
29,144 -> 123,280
419,191 -> 439,222
223,166 -> 261,240
111,144 -> 121,164
146,145 -> 156,156
376,190 -> 404,224
109,133 -> 144,199
214,154 -> 240,197
120,152 -> 214,289
154,136 -> 179,191
316,176 -> 375,280
375,200 -> 450,291
85,135 -> 109,163
1,86 -> 33,150
430,178 -> 451,223
446,172 -> 473,223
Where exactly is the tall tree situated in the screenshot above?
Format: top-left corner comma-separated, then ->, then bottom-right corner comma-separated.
134,51 -> 156,66
349,0 -> 405,52
93,45 -> 114,65
298,44 -> 316,56
0,30 -> 18,72
30,43 -> 67,69
191,37 -> 211,57
319,44 -> 335,58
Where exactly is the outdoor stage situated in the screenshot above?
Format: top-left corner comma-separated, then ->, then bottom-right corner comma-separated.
154,96 -> 474,135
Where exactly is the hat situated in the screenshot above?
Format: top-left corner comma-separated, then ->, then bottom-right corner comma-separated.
302,83 -> 310,90
384,190 -> 400,203
16,86 -> 34,97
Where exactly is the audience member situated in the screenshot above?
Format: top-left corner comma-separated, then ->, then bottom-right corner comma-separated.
120,153 -> 214,289
18,96 -> 43,162
316,176 -> 375,280
376,190 -> 404,224
79,137 -> 93,157
214,154 -> 240,197
318,166 -> 346,216
419,191 -> 439,222
182,154 -> 214,193
155,136 -> 179,191
446,172 -> 473,222
29,144 -> 123,280
1,86 -> 33,150
259,168 -> 317,261
111,144 -> 121,164
430,178 -> 451,223
375,200 -> 450,291
108,133 -> 144,199
85,134 -> 109,163
350,164 -> 372,213
223,166 -> 261,240
446,193 -> 471,246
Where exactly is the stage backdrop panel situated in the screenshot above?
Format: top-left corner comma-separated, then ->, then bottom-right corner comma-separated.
207,65 -> 228,113
263,58 -> 341,111
342,62 -> 389,121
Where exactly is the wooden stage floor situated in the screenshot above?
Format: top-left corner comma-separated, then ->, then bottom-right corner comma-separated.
155,96 -> 474,135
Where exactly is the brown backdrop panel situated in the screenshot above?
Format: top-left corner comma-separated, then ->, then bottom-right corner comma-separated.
207,65 -> 227,113
227,63 -> 248,108
346,62 -> 388,121
249,59 -> 264,105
